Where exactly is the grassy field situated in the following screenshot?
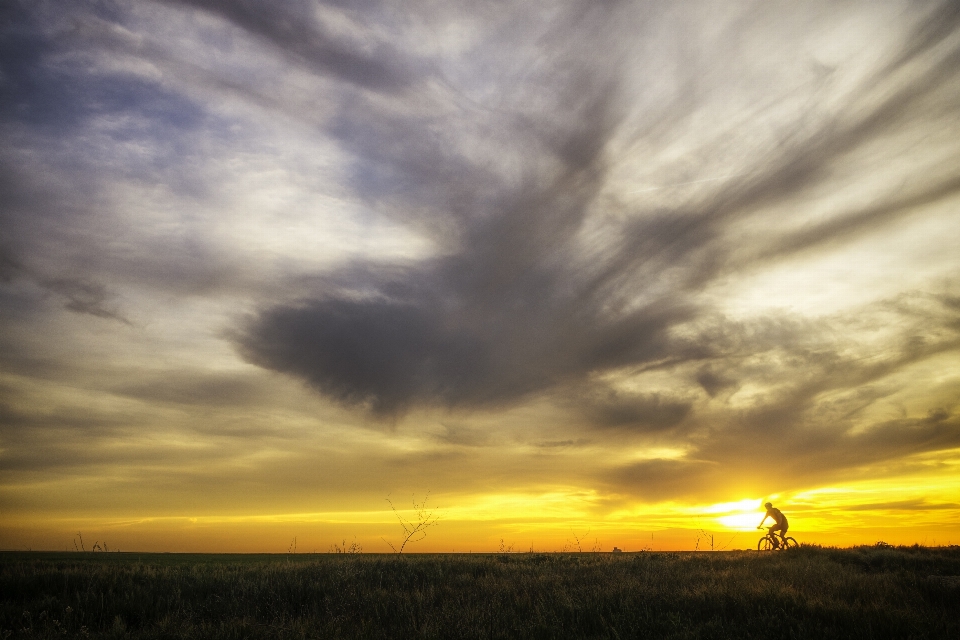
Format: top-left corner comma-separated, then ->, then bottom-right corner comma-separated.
2,545 -> 959,639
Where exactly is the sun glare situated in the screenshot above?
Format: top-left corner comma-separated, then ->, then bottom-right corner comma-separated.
717,512 -> 764,531
703,499 -> 763,514
700,499 -> 767,531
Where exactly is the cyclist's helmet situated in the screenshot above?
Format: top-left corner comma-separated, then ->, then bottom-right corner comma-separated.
765,502 -> 772,508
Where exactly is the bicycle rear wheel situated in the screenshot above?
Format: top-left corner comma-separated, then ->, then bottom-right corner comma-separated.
757,536 -> 775,551
782,537 -> 798,549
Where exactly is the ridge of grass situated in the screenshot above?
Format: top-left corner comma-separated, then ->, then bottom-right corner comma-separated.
2,545 -> 958,639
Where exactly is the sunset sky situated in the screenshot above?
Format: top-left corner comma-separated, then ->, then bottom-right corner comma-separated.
2,0 -> 959,553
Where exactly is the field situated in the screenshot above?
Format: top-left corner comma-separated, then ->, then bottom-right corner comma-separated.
2,545 -> 959,639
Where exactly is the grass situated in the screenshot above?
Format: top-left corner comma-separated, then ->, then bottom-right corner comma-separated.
1,545 -> 958,639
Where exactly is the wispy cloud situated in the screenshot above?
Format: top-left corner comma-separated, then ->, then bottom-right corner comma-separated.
1,0 -> 958,537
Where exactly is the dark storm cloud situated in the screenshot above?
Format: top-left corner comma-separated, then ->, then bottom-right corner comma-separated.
234,0 -> 960,431
237,286 -> 691,415
234,1 -> 689,415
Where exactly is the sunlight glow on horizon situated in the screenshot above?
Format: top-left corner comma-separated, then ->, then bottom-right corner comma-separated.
3,444 -> 958,551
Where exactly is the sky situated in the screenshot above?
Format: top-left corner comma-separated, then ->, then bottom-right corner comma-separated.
1,0 -> 959,553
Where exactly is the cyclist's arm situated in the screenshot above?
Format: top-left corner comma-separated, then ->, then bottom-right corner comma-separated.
758,514 -> 768,527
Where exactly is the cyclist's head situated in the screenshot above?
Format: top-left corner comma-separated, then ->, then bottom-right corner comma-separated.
765,502 -> 772,508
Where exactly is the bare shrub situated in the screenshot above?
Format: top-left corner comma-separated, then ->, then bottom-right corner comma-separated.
382,493 -> 440,554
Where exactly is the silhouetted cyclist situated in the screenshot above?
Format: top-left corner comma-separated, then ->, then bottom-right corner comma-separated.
757,502 -> 789,548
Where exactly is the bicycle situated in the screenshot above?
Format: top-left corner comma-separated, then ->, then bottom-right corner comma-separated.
757,529 -> 797,551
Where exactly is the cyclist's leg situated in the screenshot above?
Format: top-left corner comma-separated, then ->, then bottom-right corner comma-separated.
767,526 -> 780,548
770,524 -> 788,547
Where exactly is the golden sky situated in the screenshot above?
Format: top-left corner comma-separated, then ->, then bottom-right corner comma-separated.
1,0 -> 959,552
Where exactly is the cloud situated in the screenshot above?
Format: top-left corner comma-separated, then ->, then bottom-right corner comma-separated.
112,372 -> 268,408
237,297 -> 491,414
572,388 -> 694,432
606,410 -> 960,502
160,0 -> 417,93
235,0 -> 960,426
607,458 -> 721,502
40,277 -> 130,323
434,423 -> 492,448
695,368 -> 737,398
2,0 -> 960,512
841,499 -> 960,512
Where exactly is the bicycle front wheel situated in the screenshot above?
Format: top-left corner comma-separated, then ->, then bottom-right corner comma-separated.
758,536 -> 775,551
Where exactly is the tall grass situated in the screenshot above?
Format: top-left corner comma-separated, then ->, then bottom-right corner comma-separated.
2,545 -> 958,639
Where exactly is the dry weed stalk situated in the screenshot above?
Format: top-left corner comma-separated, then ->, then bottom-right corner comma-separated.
330,538 -> 363,554
382,493 -> 440,554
